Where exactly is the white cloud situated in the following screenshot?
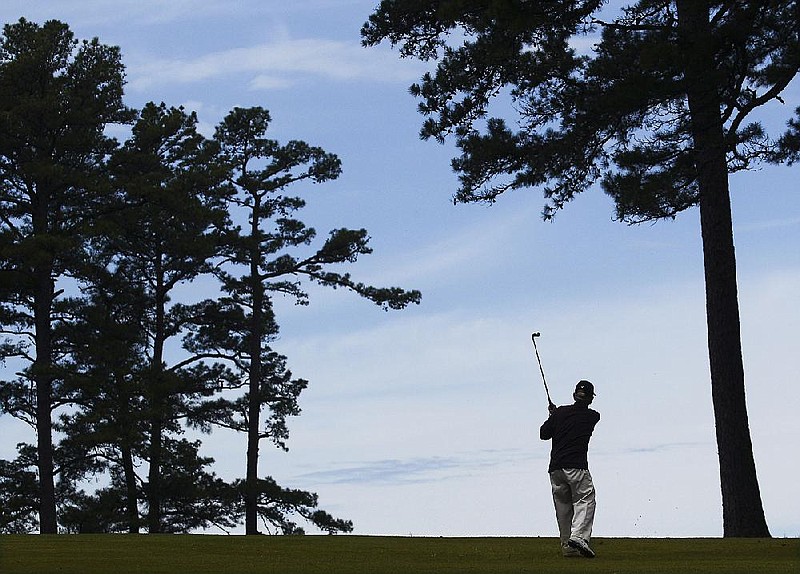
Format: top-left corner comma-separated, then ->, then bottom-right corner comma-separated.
127,37 -> 425,92
249,74 -> 296,91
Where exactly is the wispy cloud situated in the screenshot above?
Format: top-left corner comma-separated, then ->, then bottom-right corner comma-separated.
603,441 -> 711,456
292,449 -> 538,486
357,203 -> 540,288
127,37 -> 425,92
294,457 -> 466,485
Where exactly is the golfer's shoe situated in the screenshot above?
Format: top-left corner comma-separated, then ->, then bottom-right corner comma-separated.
561,545 -> 582,558
567,538 -> 596,558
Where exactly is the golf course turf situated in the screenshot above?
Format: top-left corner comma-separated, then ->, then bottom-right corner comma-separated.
1,535 -> 797,573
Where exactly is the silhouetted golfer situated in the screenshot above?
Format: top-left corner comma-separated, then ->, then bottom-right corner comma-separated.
540,380 -> 599,558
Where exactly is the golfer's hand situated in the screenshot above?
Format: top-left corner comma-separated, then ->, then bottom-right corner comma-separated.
548,403 -> 556,415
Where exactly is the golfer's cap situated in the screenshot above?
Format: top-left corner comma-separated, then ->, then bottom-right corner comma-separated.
575,380 -> 595,397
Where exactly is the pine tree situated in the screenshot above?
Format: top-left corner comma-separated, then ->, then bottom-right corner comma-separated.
0,19 -> 128,532
363,0 -> 800,536
100,102 -> 231,532
186,106 -> 420,534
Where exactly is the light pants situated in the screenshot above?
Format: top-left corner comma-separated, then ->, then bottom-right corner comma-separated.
549,468 -> 596,546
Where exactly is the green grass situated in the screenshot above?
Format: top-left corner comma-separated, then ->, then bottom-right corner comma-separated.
1,535 -> 797,574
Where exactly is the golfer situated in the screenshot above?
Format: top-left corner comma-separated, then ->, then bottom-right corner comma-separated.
540,380 -> 600,558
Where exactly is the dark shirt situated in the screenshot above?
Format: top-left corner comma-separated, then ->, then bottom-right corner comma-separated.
540,402 -> 600,473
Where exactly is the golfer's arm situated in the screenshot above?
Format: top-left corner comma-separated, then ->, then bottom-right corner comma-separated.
539,417 -> 554,440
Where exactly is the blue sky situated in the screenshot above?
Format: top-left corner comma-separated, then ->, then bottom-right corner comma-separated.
1,1 -> 798,537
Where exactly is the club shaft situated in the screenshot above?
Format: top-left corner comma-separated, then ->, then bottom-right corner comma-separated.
531,334 -> 554,406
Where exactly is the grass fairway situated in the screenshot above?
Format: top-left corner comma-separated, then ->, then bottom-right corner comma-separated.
1,535 -> 797,574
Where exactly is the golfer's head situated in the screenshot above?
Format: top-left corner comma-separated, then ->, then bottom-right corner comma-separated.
573,380 -> 595,404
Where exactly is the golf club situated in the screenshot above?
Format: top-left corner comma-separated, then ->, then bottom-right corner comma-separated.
531,332 -> 556,410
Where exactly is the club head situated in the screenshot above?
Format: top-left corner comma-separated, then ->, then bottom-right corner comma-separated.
531,332 -> 541,338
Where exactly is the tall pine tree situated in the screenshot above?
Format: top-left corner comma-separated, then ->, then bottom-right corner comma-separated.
100,102 -> 232,532
363,0 -> 799,536
187,106 -> 420,534
0,19 -> 128,532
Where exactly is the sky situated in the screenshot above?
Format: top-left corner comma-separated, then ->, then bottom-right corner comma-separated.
1,1 -> 798,538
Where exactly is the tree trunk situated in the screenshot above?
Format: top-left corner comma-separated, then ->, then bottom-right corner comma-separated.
117,374 -> 140,534
113,366 -> 140,534
245,357 -> 261,535
147,263 -> 167,534
245,194 -> 264,535
676,0 -> 770,537
33,322 -> 57,534
147,417 -> 163,533
32,203 -> 57,534
121,441 -> 140,534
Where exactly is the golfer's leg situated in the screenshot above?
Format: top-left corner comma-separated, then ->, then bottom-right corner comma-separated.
568,469 -> 596,543
549,470 -> 574,546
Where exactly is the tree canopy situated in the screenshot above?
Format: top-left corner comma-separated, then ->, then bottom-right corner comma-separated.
0,18 -> 419,535
363,1 -> 798,218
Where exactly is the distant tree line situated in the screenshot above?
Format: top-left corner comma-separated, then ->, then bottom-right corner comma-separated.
0,18 -> 421,535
